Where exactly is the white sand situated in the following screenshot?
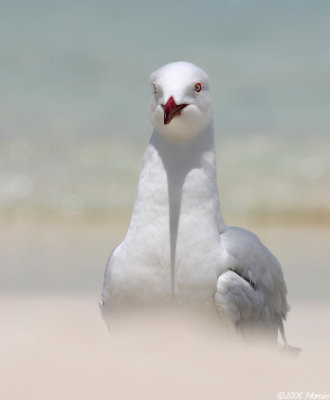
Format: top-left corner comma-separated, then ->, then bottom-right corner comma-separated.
1,222 -> 329,399
1,295 -> 329,400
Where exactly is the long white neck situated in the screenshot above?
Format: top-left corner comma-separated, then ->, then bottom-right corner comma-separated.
127,122 -> 226,296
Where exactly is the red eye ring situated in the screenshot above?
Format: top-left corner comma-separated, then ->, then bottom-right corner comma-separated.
194,82 -> 202,92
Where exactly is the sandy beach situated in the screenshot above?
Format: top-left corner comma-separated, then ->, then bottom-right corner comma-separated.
1,221 -> 329,399
1,295 -> 329,400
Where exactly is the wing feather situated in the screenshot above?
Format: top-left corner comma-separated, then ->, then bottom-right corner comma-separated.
216,226 -> 289,341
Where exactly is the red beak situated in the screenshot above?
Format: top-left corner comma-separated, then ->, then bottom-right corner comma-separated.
162,96 -> 188,125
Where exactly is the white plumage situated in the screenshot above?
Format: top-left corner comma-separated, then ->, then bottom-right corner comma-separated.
101,61 -> 290,345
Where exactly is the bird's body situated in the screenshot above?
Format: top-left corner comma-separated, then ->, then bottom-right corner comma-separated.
101,61 -> 289,344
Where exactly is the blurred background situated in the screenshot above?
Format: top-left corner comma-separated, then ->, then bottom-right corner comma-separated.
1,1 -> 329,399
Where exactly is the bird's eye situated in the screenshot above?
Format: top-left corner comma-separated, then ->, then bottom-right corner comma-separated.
194,82 -> 202,92
153,82 -> 157,94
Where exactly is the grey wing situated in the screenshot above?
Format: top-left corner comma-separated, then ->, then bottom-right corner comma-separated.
215,227 -> 289,343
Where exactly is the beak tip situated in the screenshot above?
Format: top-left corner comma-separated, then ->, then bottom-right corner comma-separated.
162,96 -> 187,126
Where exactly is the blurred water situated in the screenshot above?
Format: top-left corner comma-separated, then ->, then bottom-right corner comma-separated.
1,135 -> 330,221
1,0 -> 330,219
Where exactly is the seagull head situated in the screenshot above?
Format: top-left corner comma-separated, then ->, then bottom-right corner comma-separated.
148,61 -> 213,139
